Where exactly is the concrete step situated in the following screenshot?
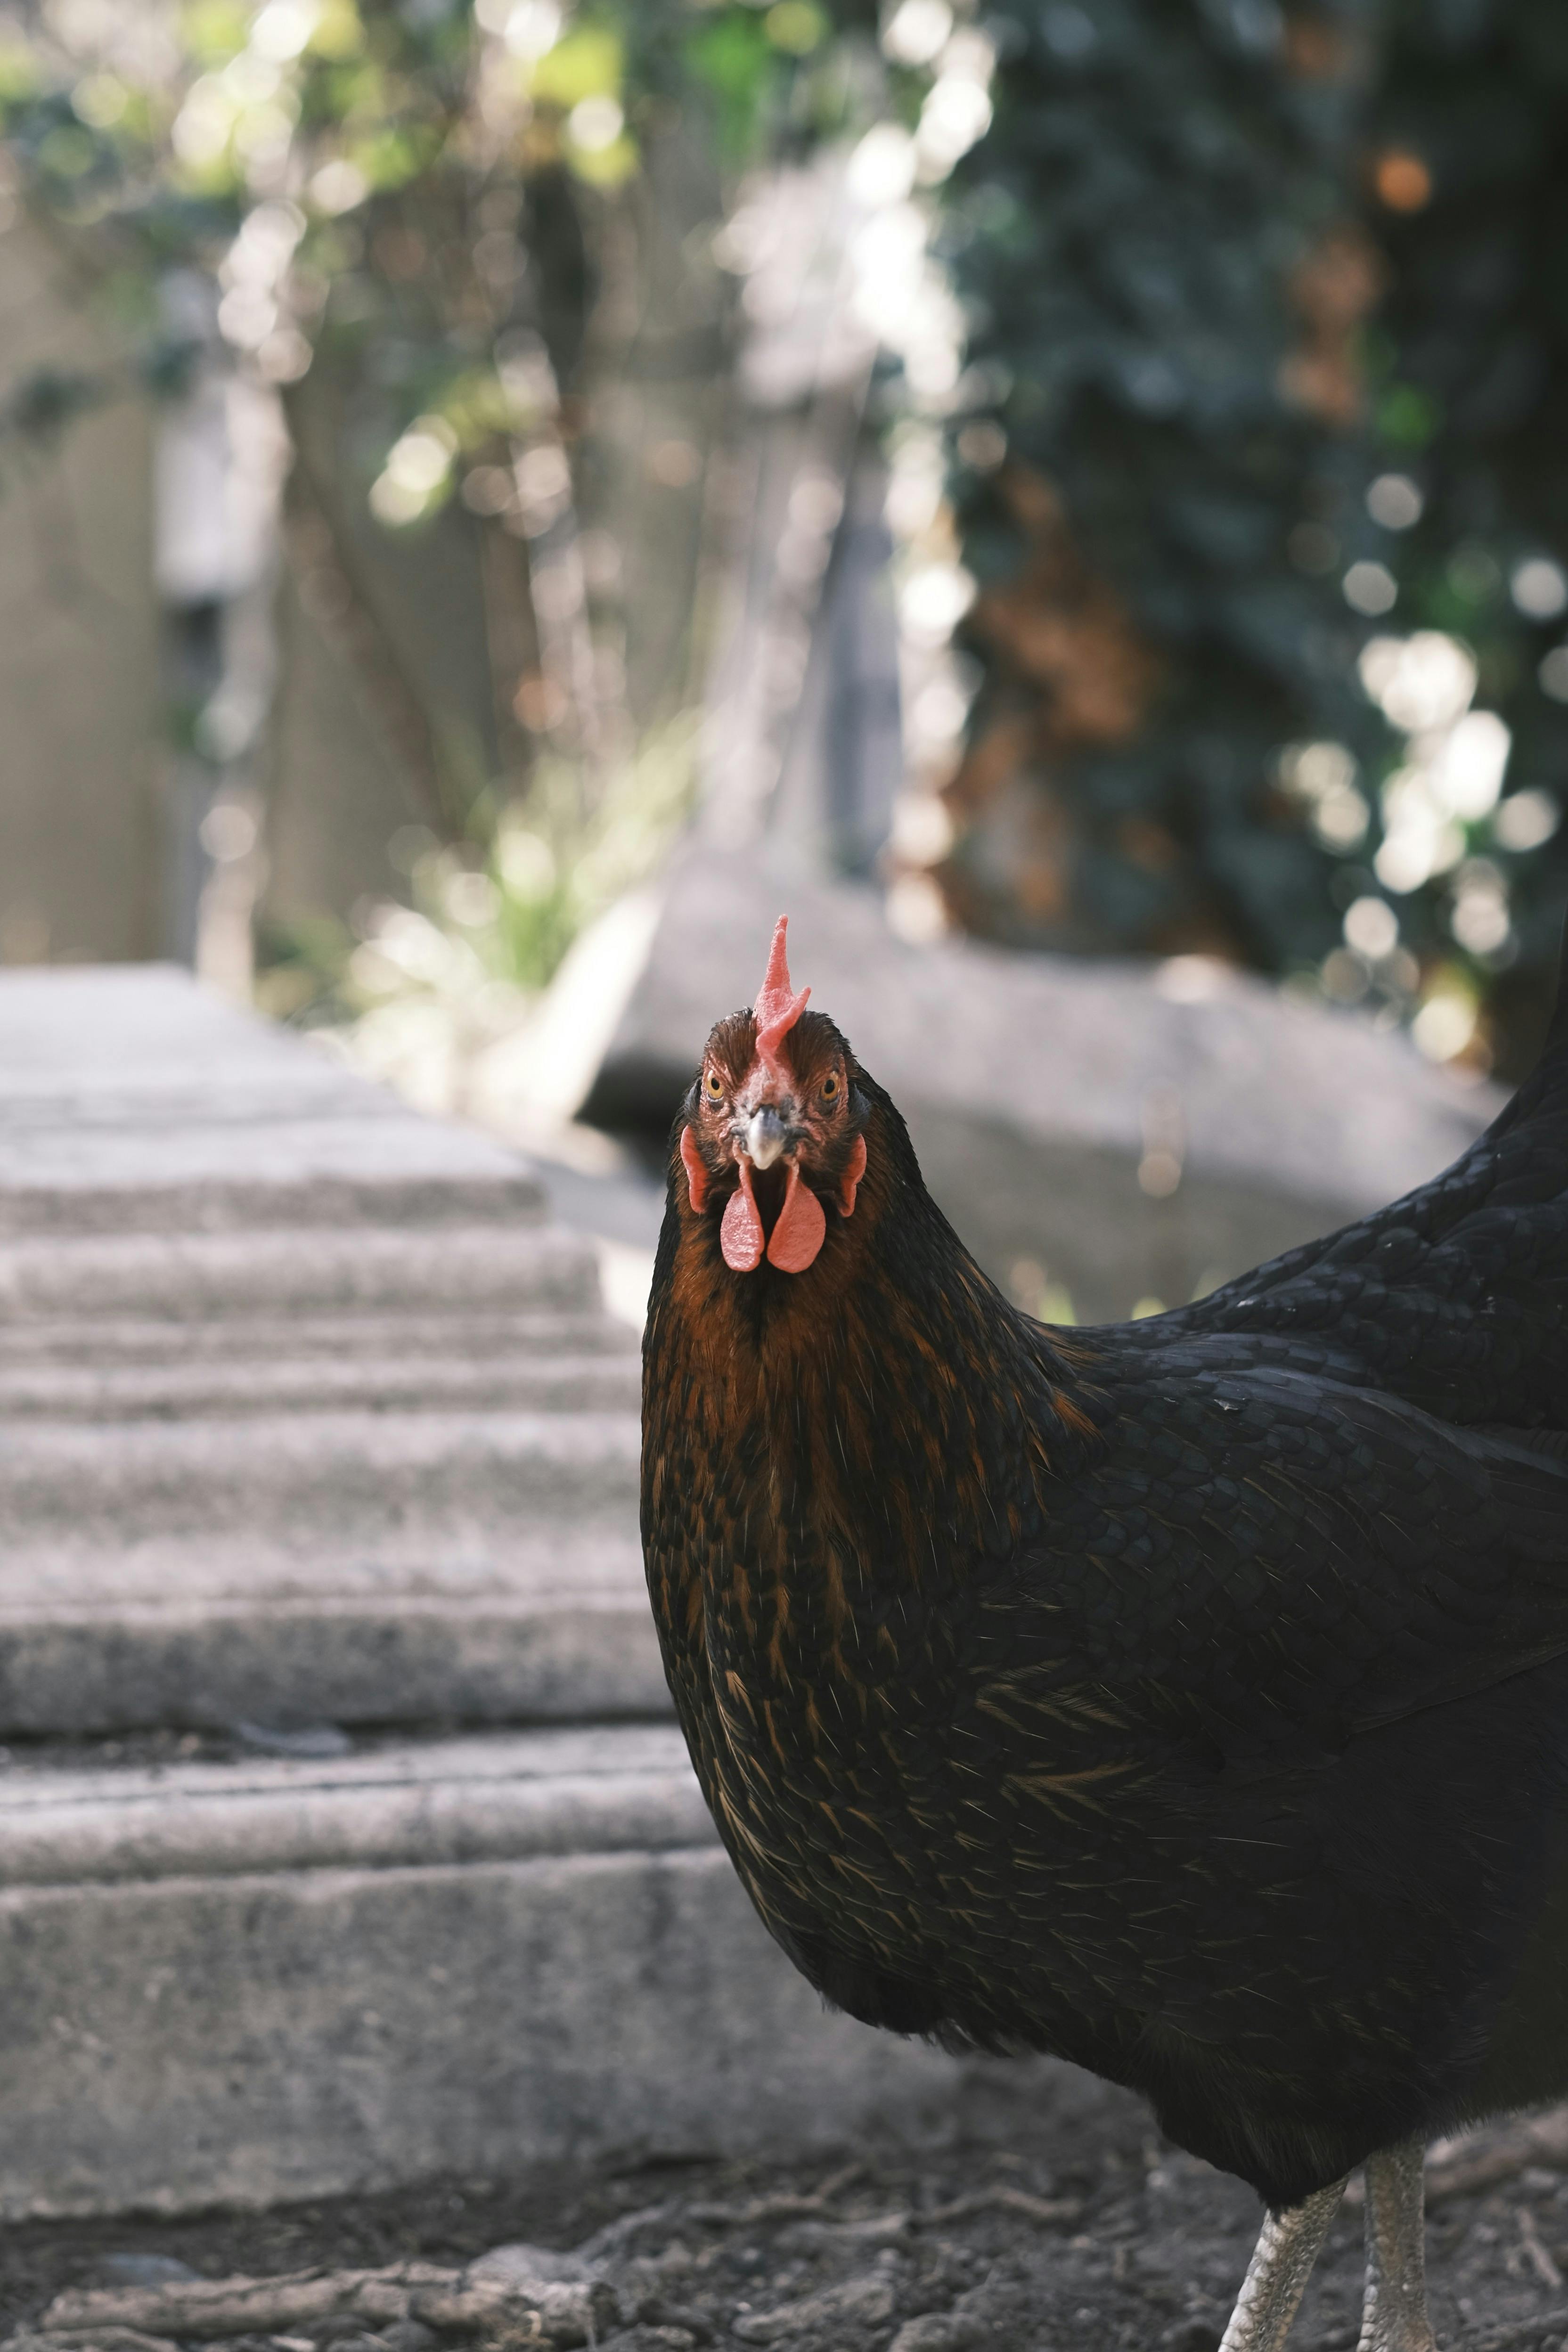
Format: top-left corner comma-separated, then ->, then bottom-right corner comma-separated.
0,1724 -> 710,1886
0,967 -> 964,2226
0,1159 -> 548,1237
0,1307 -> 637,1366
0,1723 -> 963,2219
0,1414 -> 662,1734
0,1527 -> 666,1734
0,1223 -> 600,1322
0,1348 -> 643,1418
0,1410 -> 639,1545
0,966 -> 551,1236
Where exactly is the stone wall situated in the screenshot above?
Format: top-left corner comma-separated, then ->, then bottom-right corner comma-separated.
578,850 -> 1502,1323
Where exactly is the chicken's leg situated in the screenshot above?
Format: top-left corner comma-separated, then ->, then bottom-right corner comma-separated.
1218,2177 -> 1348,2352
1358,2137 -> 1435,2352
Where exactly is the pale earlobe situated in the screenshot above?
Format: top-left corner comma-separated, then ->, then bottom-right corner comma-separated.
839,1134 -> 867,1217
680,1125 -> 709,1212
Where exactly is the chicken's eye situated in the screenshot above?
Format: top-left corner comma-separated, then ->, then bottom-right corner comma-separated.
703,1070 -> 725,1102
822,1072 -> 841,1101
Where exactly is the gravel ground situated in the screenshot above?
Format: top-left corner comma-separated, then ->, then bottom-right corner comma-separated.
7,2084 -> 1568,2352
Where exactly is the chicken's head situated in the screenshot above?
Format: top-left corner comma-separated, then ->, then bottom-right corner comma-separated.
679,915 -> 868,1274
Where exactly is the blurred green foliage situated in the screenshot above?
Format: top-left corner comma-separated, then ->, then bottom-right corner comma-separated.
935,0 -> 1568,1072
942,0 -> 1371,966
1,0 -> 1566,1076
0,0 -> 871,514
1364,0 -> 1568,1055
0,0 -> 870,1017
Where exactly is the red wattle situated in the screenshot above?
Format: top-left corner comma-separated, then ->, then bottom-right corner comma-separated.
767,1163 -> 827,1272
721,1159 -> 766,1271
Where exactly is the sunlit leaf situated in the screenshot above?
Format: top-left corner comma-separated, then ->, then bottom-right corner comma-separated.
530,24 -> 622,107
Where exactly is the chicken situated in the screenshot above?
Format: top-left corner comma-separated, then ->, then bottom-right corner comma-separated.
641,915 -> 1568,2352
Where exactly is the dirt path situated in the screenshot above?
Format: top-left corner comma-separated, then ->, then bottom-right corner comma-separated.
5,2081 -> 1568,2351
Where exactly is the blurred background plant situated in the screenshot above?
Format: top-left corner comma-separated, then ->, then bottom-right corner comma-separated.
901,0 -> 1568,1079
1,0 -> 1566,1083
273,712 -> 697,1118
0,0 -> 889,1078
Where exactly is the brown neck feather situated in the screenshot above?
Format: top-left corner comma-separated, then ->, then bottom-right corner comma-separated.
643,1096 -> 1100,1681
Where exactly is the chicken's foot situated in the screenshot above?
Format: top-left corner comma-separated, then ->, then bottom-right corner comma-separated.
1218,2176 -> 1348,2352
1358,2136 -> 1436,2352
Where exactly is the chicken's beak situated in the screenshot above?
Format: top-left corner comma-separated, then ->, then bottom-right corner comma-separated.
744,1106 -> 787,1170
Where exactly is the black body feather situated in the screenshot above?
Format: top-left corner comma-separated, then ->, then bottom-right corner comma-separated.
641,942 -> 1568,2211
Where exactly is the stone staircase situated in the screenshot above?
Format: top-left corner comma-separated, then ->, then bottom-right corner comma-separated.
0,967 -> 959,2221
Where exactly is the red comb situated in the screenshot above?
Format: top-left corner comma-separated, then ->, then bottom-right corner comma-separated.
753,915 -> 810,1082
